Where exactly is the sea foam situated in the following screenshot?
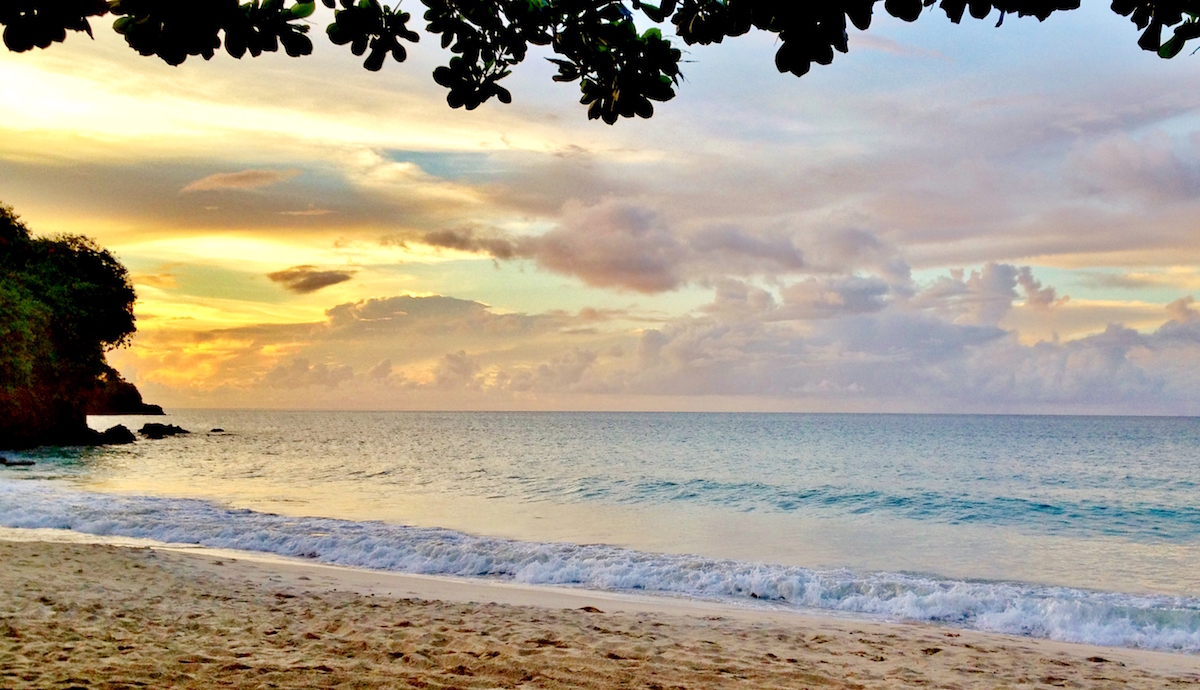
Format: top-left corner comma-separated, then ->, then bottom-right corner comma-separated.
1,480 -> 1197,653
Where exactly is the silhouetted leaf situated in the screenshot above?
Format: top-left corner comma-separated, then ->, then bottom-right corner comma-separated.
5,0 -> 1200,124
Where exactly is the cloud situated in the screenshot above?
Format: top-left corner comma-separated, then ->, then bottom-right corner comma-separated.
263,358 -> 353,388
434,351 -> 483,390
1065,132 -> 1200,204
701,279 -> 777,321
182,169 -> 301,192
17,31 -> 1200,280
341,150 -> 486,219
421,201 -> 812,293
13,5 -> 1200,280
609,305 -> 1200,411
608,310 -> 1007,400
499,348 -> 599,393
1079,269 -> 1200,292
778,275 -> 892,320
1016,266 -> 1069,311
913,263 -> 1024,326
280,206 -> 334,216
1079,272 -> 1154,290
110,273 -> 1200,414
420,227 -> 520,260
325,295 -> 500,332
368,358 -> 394,380
267,265 -> 356,294
18,8 -> 1200,415
852,34 -> 949,61
803,229 -> 911,284
1167,296 -> 1199,324
132,271 -> 178,289
521,202 -> 687,292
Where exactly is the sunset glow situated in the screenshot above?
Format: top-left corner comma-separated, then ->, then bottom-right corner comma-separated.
5,5 -> 1200,414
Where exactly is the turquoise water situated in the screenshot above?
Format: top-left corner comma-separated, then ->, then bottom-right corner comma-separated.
2,411 -> 1199,651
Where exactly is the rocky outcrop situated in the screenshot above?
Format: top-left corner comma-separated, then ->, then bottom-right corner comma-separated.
84,367 -> 164,416
98,424 -> 137,445
138,423 -> 189,440
0,422 -> 137,451
0,374 -> 160,450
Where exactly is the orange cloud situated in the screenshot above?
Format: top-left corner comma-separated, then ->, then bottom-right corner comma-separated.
182,169 -> 300,193
132,271 -> 178,289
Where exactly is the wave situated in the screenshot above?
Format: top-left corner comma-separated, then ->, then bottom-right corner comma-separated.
1,480 -> 1198,653
598,478 -> 1200,542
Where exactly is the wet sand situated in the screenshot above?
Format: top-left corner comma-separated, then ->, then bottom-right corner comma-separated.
1,539 -> 1198,689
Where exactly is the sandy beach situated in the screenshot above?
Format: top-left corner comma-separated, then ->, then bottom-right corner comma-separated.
1,538 -> 1198,689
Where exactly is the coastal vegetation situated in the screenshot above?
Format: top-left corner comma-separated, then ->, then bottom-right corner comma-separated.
0,202 -> 153,450
2,1 -> 1196,123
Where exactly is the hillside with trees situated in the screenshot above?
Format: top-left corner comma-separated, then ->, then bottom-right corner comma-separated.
0,203 -> 157,450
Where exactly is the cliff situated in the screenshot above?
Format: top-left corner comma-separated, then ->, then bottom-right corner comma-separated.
84,366 -> 164,416
0,202 -> 148,450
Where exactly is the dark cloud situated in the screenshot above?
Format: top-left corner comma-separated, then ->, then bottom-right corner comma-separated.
267,265 -> 356,294
420,227 -> 519,260
420,201 -> 813,293
778,276 -> 892,320
416,205 -> 688,292
522,202 -> 686,292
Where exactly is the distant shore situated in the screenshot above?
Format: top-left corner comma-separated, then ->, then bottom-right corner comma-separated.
1,538 -> 1197,689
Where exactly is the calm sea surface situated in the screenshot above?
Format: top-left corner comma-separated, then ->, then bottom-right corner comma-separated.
3,411 -> 1200,651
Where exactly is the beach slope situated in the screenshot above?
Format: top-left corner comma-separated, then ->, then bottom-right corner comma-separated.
1,539 -> 1197,689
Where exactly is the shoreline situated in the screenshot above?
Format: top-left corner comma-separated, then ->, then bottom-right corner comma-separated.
4,526 -> 1200,664
2,536 -> 1199,687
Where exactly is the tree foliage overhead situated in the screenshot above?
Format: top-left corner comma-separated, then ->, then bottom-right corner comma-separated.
2,1 -> 1197,123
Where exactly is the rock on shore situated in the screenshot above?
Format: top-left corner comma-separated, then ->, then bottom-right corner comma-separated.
138,423 -> 190,440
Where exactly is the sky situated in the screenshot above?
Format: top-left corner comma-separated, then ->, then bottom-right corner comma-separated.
4,4 -> 1200,414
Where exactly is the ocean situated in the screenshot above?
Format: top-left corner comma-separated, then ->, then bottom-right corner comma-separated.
2,411 -> 1199,652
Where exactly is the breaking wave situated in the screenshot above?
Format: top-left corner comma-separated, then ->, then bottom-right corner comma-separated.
1,480 -> 1198,653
